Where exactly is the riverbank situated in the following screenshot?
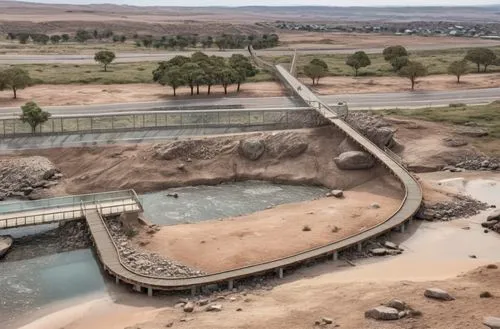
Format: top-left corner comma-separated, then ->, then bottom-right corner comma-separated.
12,171 -> 500,329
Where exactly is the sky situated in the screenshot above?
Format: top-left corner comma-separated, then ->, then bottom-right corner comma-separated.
21,0 -> 500,6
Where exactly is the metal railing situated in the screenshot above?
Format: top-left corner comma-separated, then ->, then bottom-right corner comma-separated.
0,108 -> 315,137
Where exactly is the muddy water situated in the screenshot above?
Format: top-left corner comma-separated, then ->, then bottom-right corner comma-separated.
316,172 -> 500,282
0,181 -> 328,328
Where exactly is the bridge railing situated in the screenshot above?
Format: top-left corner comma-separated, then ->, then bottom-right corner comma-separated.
0,190 -> 140,215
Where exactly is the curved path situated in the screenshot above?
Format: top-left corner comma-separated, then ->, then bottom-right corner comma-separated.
80,50 -> 423,295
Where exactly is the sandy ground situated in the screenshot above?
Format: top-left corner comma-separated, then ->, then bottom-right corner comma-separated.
1,73 -> 498,108
135,175 -> 401,273
0,82 -> 286,108
16,172 -> 500,329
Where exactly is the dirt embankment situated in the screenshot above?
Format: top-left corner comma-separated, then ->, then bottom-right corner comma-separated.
12,127 -> 388,196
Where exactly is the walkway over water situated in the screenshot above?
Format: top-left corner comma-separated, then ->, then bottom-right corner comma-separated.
0,190 -> 142,229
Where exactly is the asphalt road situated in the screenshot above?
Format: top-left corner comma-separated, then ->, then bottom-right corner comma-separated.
2,42 -> 499,64
1,88 -> 498,117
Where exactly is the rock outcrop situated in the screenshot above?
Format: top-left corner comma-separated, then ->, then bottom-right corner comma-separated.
265,131 -> 308,159
334,151 -> 375,170
417,195 -> 488,221
484,317 -> 500,329
0,235 -> 13,258
345,112 -> 396,148
238,138 -> 265,160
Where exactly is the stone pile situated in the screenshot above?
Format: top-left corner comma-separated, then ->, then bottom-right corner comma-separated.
482,210 -> 500,234
0,156 -> 63,200
107,219 -> 205,278
417,195 -> 489,221
449,156 -> 500,171
153,138 -> 234,160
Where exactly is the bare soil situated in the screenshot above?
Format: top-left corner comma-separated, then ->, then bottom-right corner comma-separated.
0,82 -> 286,108
134,175 -> 401,273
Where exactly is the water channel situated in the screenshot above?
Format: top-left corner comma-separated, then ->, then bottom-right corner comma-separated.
0,181 -> 328,328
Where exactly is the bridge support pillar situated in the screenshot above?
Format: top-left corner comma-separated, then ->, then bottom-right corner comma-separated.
147,287 -> 153,297
191,286 -> 198,297
228,279 -> 234,291
115,276 -> 120,285
134,284 -> 141,292
409,218 -> 413,225
400,223 -> 406,233
277,267 -> 284,279
333,251 -> 338,261
357,243 -> 363,253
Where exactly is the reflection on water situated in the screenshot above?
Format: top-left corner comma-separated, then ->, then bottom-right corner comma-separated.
141,181 -> 328,226
0,249 -> 106,328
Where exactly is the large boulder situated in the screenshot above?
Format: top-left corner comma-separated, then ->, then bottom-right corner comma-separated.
487,209 -> 500,221
265,131 -> 308,159
455,127 -> 489,137
0,235 -> 13,258
334,151 -> 375,170
338,138 -> 362,153
424,288 -> 455,301
238,138 -> 265,160
484,317 -> 500,329
365,306 -> 399,320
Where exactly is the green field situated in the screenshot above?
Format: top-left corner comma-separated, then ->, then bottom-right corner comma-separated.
265,46 -> 500,78
380,102 -> 500,156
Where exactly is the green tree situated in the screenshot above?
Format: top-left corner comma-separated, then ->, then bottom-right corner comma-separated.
75,29 -> 92,43
345,51 -> 371,76
383,45 -> 408,61
0,67 -> 31,99
229,54 -> 256,92
217,67 -> 238,94
159,67 -> 185,96
94,50 -> 116,72
465,48 -> 497,73
390,56 -> 409,71
303,59 -> 328,85
398,61 -> 427,91
50,35 -> 61,44
20,101 -> 50,134
448,60 -> 468,83
61,34 -> 70,42
181,62 -> 205,96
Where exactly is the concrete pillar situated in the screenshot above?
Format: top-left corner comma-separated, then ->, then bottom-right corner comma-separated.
333,251 -> 339,261
147,287 -> 153,297
115,276 -> 120,285
191,286 -> 197,297
134,284 -> 141,292
228,279 -> 234,291
277,267 -> 284,279
357,242 -> 363,252
400,223 -> 406,233
409,218 -> 413,225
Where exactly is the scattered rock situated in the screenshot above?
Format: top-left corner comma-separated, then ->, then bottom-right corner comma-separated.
424,288 -> 455,301
365,306 -> 399,321
334,151 -> 375,170
0,235 -> 13,258
384,241 -> 399,250
370,202 -> 381,209
417,195 -> 488,221
385,299 -> 406,311
321,317 -> 333,324
452,156 -> 500,171
165,322 -> 174,328
183,302 -> 195,313
486,264 -> 498,269
483,317 -> 500,329
480,291 -> 493,298
238,138 -> 265,161
166,193 -> 179,198
302,225 -> 312,232
330,190 -> 343,198
370,248 -> 387,256
442,137 -> 468,147
206,304 -> 222,312
198,299 -> 209,306
455,127 -> 489,137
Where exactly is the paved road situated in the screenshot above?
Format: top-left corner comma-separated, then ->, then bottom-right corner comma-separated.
1,88 -> 498,117
2,42 -> 499,64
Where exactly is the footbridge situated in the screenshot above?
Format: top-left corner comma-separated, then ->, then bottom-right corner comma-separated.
0,51 -> 423,296
0,190 -> 142,229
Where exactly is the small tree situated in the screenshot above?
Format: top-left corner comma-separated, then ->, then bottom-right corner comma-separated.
20,101 -> 51,134
50,35 -> 61,44
61,34 -> 70,42
159,67 -> 185,96
448,60 -> 468,83
94,50 -> 116,72
345,51 -> 371,76
399,61 -> 427,91
0,67 -> 31,99
303,59 -> 328,85
390,56 -> 409,71
465,48 -> 497,73
217,67 -> 238,95
383,45 -> 408,61
229,54 -> 256,92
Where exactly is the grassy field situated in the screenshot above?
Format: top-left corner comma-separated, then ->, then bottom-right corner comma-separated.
15,62 -> 274,85
380,102 -> 500,156
265,46 -> 500,77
